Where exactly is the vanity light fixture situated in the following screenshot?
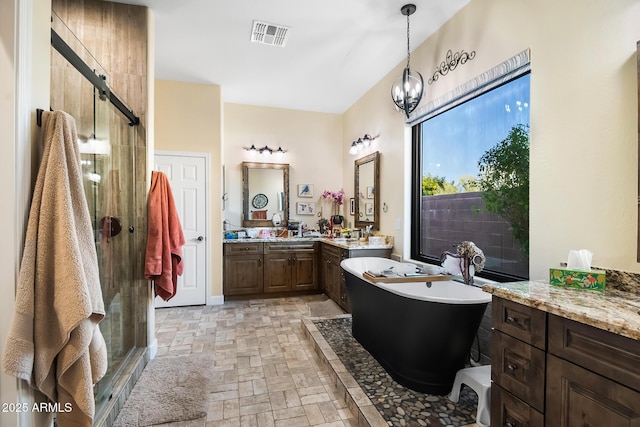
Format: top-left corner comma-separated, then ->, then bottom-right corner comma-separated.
391,4 -> 424,118
349,141 -> 359,155
245,144 -> 287,157
259,145 -> 272,157
349,134 -> 378,155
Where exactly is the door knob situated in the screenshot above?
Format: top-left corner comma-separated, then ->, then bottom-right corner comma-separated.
196,236 -> 204,241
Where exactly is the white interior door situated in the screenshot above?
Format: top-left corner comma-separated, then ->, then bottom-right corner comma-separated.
153,153 -> 207,307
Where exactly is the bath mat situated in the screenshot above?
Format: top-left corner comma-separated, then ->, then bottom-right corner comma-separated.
314,317 -> 478,426
112,353 -> 213,426
307,298 -> 345,318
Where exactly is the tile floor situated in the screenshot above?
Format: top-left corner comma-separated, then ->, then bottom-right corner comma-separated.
153,295 -> 357,427
151,294 -> 479,427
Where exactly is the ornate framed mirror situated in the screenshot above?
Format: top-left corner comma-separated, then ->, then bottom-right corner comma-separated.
354,151 -> 380,230
242,162 -> 289,227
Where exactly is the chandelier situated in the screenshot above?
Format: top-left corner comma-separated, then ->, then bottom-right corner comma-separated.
391,4 -> 424,118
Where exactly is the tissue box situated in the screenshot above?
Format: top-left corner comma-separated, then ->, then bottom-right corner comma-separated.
368,236 -> 386,245
549,268 -> 606,291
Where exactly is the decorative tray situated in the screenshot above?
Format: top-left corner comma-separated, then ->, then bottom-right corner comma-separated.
362,271 -> 455,283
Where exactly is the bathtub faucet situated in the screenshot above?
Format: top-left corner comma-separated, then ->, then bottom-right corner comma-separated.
440,241 -> 486,286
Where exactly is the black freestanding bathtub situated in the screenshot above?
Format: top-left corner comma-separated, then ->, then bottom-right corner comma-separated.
341,257 -> 491,395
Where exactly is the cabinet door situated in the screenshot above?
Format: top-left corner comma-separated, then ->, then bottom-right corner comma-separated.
224,255 -> 263,295
320,252 -> 330,294
321,253 -> 341,302
291,251 -> 317,291
546,354 -> 640,426
264,254 -> 291,293
492,384 -> 544,427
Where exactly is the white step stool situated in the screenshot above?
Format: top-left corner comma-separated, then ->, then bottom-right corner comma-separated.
448,364 -> 491,427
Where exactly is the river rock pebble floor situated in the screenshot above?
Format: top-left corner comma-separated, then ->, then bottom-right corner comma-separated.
314,317 -> 479,426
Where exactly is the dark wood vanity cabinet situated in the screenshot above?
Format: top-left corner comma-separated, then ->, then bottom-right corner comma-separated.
224,241 -> 318,297
224,240 -> 391,307
223,242 -> 264,295
263,242 -> 318,293
491,296 -> 640,427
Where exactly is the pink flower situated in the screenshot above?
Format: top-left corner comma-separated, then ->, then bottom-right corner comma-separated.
322,189 -> 345,206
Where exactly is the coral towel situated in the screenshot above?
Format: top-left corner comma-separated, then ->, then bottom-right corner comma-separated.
2,110 -> 107,427
145,171 -> 185,301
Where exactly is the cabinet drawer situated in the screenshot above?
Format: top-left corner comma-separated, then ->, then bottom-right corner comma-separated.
548,314 -> 640,392
491,384 -> 544,427
493,297 -> 546,349
224,242 -> 263,255
264,241 -> 316,253
492,330 -> 546,412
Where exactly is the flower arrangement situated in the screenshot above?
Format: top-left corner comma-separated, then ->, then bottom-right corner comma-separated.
322,188 -> 345,218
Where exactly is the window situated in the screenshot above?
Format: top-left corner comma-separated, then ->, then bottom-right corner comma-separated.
411,70 -> 530,281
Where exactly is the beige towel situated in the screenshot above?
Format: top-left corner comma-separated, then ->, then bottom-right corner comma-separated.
2,110 -> 107,427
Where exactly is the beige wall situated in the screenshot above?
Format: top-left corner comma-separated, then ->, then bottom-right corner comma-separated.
223,103 -> 344,229
1,0 -> 53,424
344,0 -> 640,279
154,79 -> 224,298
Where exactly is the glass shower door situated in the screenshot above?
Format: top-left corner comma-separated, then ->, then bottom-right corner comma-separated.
50,13 -> 139,411
89,90 -> 138,406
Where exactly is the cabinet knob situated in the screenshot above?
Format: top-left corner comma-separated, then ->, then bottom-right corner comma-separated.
196,236 -> 204,242
507,363 -> 517,372
505,315 -> 518,323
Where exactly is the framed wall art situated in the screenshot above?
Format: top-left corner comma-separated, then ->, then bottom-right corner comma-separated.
366,186 -> 375,199
365,203 -> 374,215
298,184 -> 314,197
296,202 -> 316,215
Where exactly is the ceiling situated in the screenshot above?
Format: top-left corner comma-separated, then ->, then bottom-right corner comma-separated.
117,0 -> 470,114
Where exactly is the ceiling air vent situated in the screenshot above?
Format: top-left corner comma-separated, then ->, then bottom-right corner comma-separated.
250,20 -> 290,47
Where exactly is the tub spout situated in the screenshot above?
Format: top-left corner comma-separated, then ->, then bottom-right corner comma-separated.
440,241 -> 486,286
441,252 -> 474,285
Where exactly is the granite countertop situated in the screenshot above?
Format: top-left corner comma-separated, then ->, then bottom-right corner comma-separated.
223,236 -> 393,250
482,281 -> 640,341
